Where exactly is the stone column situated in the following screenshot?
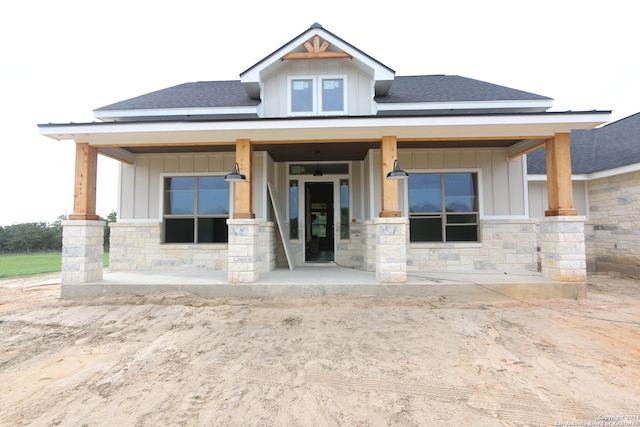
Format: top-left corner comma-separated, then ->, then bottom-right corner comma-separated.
61,220 -> 105,283
227,219 -> 260,283
539,216 -> 586,282
375,217 -> 408,283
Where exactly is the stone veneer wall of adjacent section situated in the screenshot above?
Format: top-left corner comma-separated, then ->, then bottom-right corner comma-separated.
585,171 -> 640,276
407,219 -> 539,273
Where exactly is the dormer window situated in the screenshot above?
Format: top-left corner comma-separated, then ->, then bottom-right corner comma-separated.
288,76 -> 347,116
291,79 -> 314,113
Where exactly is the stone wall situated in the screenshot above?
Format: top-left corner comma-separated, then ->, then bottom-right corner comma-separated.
586,171 -> 640,276
109,222 -> 227,272
335,223 -> 365,268
258,222 -> 277,272
407,219 -> 539,273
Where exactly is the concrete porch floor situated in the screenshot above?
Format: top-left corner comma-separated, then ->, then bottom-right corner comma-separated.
62,266 -> 586,301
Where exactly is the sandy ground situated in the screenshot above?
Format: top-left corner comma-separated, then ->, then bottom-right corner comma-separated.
0,273 -> 639,426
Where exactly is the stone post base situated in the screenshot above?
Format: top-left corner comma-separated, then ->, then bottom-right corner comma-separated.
540,216 -> 587,282
227,219 -> 260,283
375,217 -> 408,283
61,220 -> 105,284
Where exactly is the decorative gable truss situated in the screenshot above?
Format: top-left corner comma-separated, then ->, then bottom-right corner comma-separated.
281,35 -> 352,60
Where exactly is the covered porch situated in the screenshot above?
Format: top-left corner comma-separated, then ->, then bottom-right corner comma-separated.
38,111 -> 610,293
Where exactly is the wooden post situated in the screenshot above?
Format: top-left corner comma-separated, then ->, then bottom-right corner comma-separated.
545,133 -> 577,216
379,135 -> 401,217
233,139 -> 255,219
69,142 -> 99,220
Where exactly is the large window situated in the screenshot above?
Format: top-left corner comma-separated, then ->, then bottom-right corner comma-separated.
408,172 -> 479,242
289,76 -> 346,116
163,176 -> 229,243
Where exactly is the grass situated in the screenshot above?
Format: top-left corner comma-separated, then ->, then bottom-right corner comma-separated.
0,252 -> 110,279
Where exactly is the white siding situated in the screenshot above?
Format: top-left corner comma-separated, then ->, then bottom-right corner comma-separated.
398,148 -> 527,217
528,180 -> 588,218
119,152 -> 263,220
262,59 -> 374,117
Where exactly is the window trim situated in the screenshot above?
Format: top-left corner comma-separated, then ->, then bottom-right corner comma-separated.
161,173 -> 230,244
287,75 -> 348,116
406,169 -> 482,243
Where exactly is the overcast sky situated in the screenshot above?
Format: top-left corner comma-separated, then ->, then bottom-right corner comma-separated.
1,0 -> 637,226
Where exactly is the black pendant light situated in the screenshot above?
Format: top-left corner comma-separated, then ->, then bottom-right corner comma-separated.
313,150 -> 323,177
224,162 -> 246,182
386,159 -> 409,180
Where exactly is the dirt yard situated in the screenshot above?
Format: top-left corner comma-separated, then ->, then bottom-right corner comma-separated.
1,272 -> 639,426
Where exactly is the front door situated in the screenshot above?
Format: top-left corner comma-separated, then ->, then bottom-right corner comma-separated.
305,182 -> 334,262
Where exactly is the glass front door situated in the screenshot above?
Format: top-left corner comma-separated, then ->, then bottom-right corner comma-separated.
305,182 -> 334,262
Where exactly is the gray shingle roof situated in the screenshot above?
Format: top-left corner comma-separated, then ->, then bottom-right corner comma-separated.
375,75 -> 551,103
527,112 -> 640,174
95,80 -> 260,111
96,75 -> 550,112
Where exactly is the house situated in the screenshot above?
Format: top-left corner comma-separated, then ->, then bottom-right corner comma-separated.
39,23 -> 610,294
528,112 -> 640,277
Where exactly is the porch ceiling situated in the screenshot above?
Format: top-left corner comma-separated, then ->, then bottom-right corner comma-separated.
118,140 -> 522,162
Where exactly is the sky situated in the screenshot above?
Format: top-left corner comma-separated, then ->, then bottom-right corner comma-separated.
1,0 -> 638,226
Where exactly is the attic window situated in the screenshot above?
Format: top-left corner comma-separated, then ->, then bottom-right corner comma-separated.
288,76 -> 347,116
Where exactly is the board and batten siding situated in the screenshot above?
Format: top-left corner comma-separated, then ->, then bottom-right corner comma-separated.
396,148 -> 528,217
262,59 -> 373,118
119,152 -> 272,220
527,180 -> 588,218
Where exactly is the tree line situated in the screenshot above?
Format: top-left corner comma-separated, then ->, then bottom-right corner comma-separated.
0,211 -> 116,254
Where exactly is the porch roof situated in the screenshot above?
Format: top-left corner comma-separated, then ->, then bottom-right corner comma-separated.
39,110 -> 610,162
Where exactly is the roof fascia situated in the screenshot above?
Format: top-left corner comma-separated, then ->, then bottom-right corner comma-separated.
94,106 -> 259,121
240,26 -> 395,98
376,99 -> 553,113
527,161 -> 640,181
588,162 -> 640,179
527,174 -> 590,181
39,111 -> 611,143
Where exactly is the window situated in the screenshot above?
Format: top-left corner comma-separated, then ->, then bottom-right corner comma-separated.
322,78 -> 344,111
408,173 -> 479,242
291,79 -> 314,113
163,176 -> 229,243
289,180 -> 299,239
288,76 -> 346,116
340,179 -> 349,239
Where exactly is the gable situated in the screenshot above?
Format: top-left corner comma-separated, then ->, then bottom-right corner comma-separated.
240,23 -> 395,99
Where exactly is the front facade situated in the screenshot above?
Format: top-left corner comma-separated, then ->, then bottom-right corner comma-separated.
528,112 -> 640,276
40,24 -> 610,287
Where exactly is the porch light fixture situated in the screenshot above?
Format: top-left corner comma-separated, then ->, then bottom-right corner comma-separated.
313,150 -> 323,177
224,162 -> 246,182
386,159 -> 409,180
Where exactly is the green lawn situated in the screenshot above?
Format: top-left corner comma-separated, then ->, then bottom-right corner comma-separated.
0,252 -> 109,279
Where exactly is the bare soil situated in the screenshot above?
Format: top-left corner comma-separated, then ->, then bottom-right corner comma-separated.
1,272 -> 639,426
